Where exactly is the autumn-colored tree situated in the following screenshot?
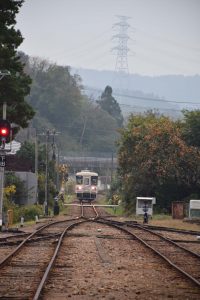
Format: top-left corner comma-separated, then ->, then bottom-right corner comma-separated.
117,112 -> 200,211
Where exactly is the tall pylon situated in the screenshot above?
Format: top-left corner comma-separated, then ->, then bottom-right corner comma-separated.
112,15 -> 131,74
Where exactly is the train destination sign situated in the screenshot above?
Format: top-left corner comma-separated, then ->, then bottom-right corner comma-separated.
0,155 -> 6,167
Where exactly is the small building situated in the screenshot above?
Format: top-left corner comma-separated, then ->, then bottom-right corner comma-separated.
136,197 -> 156,216
189,200 -> 200,218
172,201 -> 185,219
15,172 -> 37,205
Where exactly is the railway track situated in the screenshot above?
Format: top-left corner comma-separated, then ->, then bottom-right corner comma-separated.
0,204 -> 98,298
0,204 -> 200,298
67,205 -> 200,290
42,215 -> 200,299
0,218 -> 84,299
81,203 -> 99,219
99,219 -> 200,288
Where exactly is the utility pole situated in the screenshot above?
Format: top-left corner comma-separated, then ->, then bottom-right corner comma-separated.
56,145 -> 60,191
110,151 -> 114,201
51,130 -> 61,192
111,151 -> 114,185
35,130 -> 38,204
44,130 -> 49,215
38,129 -> 60,216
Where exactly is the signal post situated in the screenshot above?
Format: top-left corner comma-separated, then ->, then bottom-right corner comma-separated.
0,73 -> 11,230
0,104 -> 11,230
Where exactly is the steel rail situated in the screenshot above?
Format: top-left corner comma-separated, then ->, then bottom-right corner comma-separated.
124,225 -> 200,288
0,218 -> 82,268
33,220 -> 86,300
81,204 -> 99,220
142,224 -> 200,236
0,222 -> 52,268
91,204 -> 99,220
0,232 -> 30,242
134,223 -> 200,259
102,219 -> 200,258
0,232 -> 63,246
96,219 -> 200,289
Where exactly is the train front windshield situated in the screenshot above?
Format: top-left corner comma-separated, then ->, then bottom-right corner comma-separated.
91,176 -> 98,185
76,176 -> 83,184
84,177 -> 90,185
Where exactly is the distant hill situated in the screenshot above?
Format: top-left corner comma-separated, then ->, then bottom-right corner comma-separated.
72,68 -> 200,118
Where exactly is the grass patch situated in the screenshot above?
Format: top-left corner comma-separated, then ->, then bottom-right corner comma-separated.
65,195 -> 74,204
58,195 -> 74,216
97,196 -> 126,216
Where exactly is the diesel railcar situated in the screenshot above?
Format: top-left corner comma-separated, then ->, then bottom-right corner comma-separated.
75,170 -> 98,203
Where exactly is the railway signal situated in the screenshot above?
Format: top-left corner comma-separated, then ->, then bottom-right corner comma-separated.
0,119 -> 11,146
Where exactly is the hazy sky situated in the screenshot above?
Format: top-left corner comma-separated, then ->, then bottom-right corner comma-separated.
16,0 -> 200,76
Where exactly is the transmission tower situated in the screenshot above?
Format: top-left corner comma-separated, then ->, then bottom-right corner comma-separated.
112,16 -> 131,74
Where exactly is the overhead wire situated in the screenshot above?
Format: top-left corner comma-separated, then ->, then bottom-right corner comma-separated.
130,38 -> 200,65
50,27 -> 113,58
129,52 -> 197,75
128,26 -> 200,74
130,27 -> 200,53
84,86 -> 200,105
44,23 -> 199,75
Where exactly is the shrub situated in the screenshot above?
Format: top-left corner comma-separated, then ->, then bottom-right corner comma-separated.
4,202 -> 43,223
17,205 -> 43,222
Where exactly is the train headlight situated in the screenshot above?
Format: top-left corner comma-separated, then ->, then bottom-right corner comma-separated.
78,186 -> 82,190
91,186 -> 96,191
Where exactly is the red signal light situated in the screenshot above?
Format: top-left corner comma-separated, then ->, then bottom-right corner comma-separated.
0,120 -> 11,142
0,128 -> 9,136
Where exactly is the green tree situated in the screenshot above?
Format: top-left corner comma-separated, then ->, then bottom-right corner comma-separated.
25,58 -> 120,153
27,57 -> 82,129
181,110 -> 200,147
70,99 -> 119,152
0,0 -> 34,128
16,140 -> 35,162
98,86 -> 123,127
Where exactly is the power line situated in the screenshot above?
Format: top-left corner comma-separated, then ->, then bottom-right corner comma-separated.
115,92 -> 200,105
48,27 -> 113,58
133,38 -> 200,65
84,86 -> 200,105
132,27 -> 200,53
118,104 -> 182,113
50,124 -> 119,134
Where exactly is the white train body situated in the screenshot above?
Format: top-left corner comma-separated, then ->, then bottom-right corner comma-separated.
75,170 -> 98,202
